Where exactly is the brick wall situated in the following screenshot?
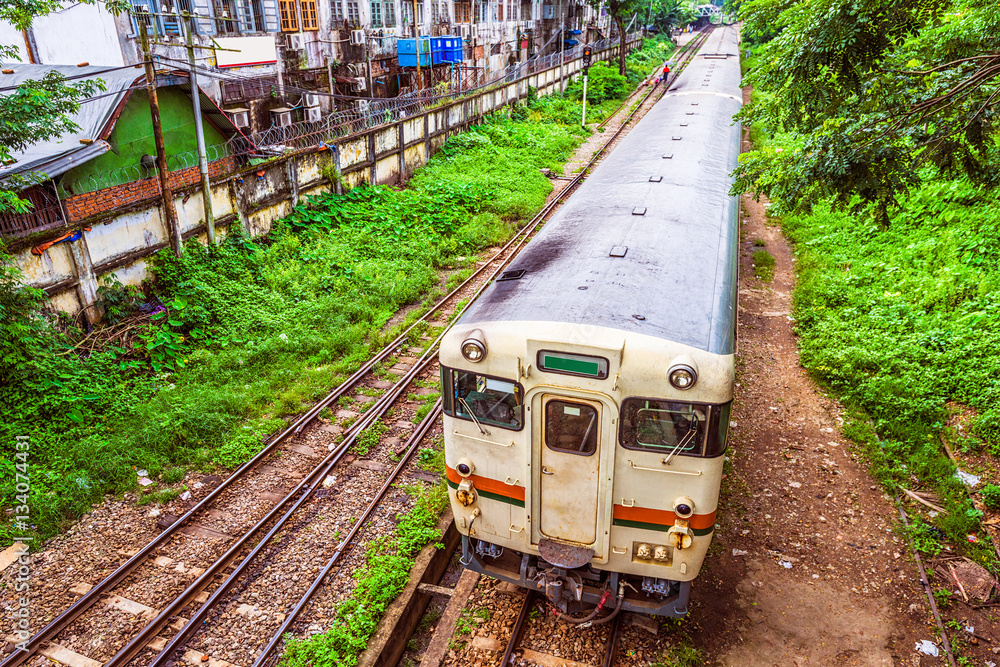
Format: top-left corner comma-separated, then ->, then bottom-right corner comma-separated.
64,157 -> 237,222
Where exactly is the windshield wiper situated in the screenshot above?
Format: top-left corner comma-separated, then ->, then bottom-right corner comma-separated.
663,427 -> 698,465
459,397 -> 489,435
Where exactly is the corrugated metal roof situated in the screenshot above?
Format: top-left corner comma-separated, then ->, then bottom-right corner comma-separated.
0,64 -> 144,181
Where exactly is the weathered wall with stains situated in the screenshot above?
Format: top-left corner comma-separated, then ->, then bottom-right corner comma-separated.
12,39 -> 638,322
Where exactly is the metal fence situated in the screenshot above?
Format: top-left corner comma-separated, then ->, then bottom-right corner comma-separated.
69,34 -> 637,195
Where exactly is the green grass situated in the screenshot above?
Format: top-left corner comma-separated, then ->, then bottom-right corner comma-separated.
652,645 -> 704,667
752,249 -> 775,282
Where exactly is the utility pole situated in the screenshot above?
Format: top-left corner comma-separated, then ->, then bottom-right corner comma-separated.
184,13 -> 216,245
412,0 -> 422,90
139,20 -> 182,258
275,34 -> 286,101
557,0 -> 564,91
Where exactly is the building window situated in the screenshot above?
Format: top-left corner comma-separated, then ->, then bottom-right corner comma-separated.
495,0 -> 502,21
331,0 -> 343,22
384,0 -> 396,26
301,0 -> 318,28
455,0 -> 470,22
347,0 -> 360,24
370,0 -> 382,26
279,0 -> 295,29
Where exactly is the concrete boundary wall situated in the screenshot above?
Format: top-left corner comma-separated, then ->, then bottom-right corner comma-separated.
13,39 -> 639,320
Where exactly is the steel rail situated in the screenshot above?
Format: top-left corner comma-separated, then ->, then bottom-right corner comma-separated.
0,145 -> 582,667
602,611 -> 624,667
250,401 -> 445,667
106,352 -> 440,667
500,590 -> 538,666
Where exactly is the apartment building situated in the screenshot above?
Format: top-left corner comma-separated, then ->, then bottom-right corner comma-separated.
2,0 -> 610,124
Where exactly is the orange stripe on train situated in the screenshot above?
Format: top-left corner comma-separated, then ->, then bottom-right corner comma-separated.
445,466 -> 526,502
613,505 -> 717,531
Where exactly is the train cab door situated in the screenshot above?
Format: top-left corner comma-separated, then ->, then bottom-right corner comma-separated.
536,394 -> 604,545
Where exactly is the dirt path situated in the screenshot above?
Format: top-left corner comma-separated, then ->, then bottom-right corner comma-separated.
686,88 -> 936,665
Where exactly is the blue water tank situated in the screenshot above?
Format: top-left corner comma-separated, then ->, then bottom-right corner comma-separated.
398,37 -> 431,67
445,35 -> 463,63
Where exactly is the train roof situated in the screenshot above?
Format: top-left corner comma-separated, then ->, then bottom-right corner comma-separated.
458,26 -> 744,355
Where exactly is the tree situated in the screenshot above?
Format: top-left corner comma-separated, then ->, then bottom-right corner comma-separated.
589,0 -> 646,75
734,0 -> 1000,224
646,0 -> 696,34
0,0 -> 127,214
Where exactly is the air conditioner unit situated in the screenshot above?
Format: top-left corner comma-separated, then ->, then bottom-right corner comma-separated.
470,24 -> 478,39
354,77 -> 366,91
458,24 -> 470,38
226,107 -> 250,129
350,29 -> 364,44
305,106 -> 322,122
287,33 -> 305,49
355,99 -> 370,113
269,107 -> 293,127
541,4 -> 555,18
304,93 -> 321,107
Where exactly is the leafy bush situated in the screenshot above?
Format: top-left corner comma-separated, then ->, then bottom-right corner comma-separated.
981,484 -> 1000,510
566,62 -> 631,104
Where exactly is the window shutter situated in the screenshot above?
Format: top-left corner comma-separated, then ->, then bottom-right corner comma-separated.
260,0 -> 281,31
235,0 -> 255,31
191,0 -> 217,34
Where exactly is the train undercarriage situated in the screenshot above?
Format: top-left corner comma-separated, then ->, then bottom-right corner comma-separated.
461,536 -> 691,619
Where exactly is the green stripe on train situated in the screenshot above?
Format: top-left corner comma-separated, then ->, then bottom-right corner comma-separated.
613,518 -> 714,537
446,478 -> 525,508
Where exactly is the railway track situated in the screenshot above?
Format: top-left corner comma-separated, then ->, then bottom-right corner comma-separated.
596,26 -> 712,130
498,591 -> 625,667
2,33 -> 711,667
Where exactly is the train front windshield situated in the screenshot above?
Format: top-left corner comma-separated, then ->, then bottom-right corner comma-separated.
445,368 -> 524,430
619,398 -> 731,458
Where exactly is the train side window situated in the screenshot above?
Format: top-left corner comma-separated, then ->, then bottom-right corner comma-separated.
705,401 -> 732,457
544,400 -> 598,455
619,398 -> 708,457
440,367 -> 454,414
445,368 -> 524,431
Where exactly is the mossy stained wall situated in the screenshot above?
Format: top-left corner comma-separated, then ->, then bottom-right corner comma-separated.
63,87 -> 228,193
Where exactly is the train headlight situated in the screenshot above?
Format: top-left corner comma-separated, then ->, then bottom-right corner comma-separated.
456,458 -> 475,477
668,363 -> 698,390
673,497 -> 695,518
461,330 -> 487,363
